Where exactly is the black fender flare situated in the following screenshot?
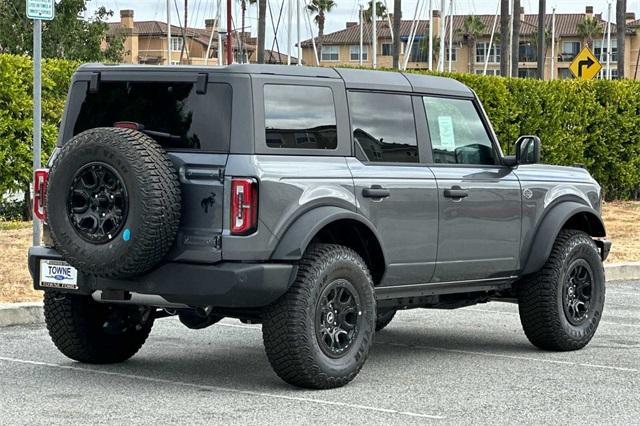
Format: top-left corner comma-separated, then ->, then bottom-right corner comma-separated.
270,206 -> 386,262
521,201 -> 606,275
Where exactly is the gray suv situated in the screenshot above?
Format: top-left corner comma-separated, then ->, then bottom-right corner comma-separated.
29,64 -> 611,389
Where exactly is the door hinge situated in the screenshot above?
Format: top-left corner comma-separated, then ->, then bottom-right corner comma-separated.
213,235 -> 222,249
218,168 -> 225,183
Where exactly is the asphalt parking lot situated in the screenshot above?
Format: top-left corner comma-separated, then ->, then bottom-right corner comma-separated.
1,281 -> 638,424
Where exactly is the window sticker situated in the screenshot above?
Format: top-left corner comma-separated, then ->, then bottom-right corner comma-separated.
438,116 -> 455,149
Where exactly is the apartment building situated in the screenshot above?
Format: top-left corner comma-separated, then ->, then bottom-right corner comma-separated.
300,6 -> 640,79
106,10 -> 255,65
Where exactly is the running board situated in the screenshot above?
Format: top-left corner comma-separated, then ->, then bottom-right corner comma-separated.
375,277 -> 517,300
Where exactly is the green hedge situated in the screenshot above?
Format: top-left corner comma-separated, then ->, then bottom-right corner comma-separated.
0,54 -> 639,200
0,54 -> 77,198
410,70 -> 640,200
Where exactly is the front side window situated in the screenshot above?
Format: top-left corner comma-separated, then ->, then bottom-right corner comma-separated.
349,92 -> 418,163
349,45 -> 368,61
264,85 -> 337,150
74,81 -> 232,151
321,45 -> 339,61
423,97 -> 496,165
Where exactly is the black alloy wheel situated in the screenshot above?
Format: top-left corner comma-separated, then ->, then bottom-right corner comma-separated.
563,260 -> 593,325
68,162 -> 128,243
315,279 -> 362,358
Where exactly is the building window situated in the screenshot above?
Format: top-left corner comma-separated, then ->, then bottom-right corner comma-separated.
476,42 -> 500,64
558,68 -> 573,79
598,68 -> 619,79
518,68 -> 538,78
349,45 -> 368,61
381,43 -> 393,56
474,69 -> 500,76
559,41 -> 581,62
445,46 -> 457,61
518,41 -> 537,62
264,85 -> 337,150
409,40 -> 429,62
170,36 -> 183,52
594,39 -> 618,62
321,45 -> 339,61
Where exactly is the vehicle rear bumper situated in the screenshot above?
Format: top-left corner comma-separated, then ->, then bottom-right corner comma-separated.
29,246 -> 295,308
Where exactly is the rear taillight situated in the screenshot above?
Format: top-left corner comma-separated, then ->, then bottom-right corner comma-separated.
230,178 -> 258,235
33,168 -> 49,221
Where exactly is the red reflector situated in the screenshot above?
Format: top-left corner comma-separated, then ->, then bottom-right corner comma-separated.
230,178 -> 258,235
114,121 -> 143,130
33,168 -> 49,221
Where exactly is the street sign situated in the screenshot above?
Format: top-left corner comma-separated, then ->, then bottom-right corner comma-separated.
569,47 -> 602,81
26,0 -> 55,21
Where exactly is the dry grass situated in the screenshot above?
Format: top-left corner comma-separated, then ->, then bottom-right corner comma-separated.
601,201 -> 640,264
0,222 -> 41,303
1,203 -> 639,302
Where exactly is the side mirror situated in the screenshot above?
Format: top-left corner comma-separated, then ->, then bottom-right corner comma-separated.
503,135 -> 541,167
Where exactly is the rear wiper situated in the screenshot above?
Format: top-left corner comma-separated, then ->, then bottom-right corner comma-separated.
113,121 -> 182,141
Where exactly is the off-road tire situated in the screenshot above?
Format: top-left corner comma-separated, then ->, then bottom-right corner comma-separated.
262,244 -> 376,389
44,292 -> 154,363
47,127 -> 181,278
517,229 -> 605,351
375,309 -> 396,332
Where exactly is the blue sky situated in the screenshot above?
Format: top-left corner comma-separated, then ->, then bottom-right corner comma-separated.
86,1 -> 640,54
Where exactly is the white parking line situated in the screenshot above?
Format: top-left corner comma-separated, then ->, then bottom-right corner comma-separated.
0,356 -> 445,420
375,341 -> 639,373
460,307 -> 640,329
217,321 -> 638,373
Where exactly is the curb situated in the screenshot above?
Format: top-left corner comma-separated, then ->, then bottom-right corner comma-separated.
1,263 -> 639,328
0,302 -> 44,327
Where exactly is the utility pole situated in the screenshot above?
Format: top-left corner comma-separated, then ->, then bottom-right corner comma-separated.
359,4 -> 364,65
167,0 -> 172,64
617,0 -> 626,79
439,0 -> 445,71
500,0 -> 510,76
226,0 -> 233,64
372,0 -> 377,68
448,0 -> 453,72
537,0 -> 545,79
287,0 -> 292,65
606,1 -> 612,79
258,0 -> 266,63
485,2 -> 499,75
511,0 -> 520,78
550,7 -> 555,79
393,0 -> 402,69
297,0 -> 301,65
428,0 -> 433,70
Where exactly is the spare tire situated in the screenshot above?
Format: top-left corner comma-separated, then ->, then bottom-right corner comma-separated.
47,127 -> 181,278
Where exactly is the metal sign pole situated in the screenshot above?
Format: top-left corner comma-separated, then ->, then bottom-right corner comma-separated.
32,18 -> 42,246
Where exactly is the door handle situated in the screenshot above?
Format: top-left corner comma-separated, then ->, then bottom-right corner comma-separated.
362,185 -> 390,199
444,186 -> 469,199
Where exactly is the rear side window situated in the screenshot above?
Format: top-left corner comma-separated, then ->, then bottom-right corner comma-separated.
423,96 -> 496,165
348,92 -> 419,163
264,84 -> 337,150
73,81 -> 232,151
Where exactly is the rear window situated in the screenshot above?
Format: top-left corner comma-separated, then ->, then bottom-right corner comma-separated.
73,81 -> 232,151
264,84 -> 337,150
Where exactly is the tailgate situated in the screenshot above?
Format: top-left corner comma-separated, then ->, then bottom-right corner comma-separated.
166,152 -> 227,263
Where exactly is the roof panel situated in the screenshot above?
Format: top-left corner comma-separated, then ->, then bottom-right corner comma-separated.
334,67 -> 412,92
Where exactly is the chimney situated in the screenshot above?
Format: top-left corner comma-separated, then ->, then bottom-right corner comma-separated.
205,18 -> 218,31
120,9 -> 134,29
346,22 -> 357,28
626,12 -> 636,23
585,6 -> 593,18
432,10 -> 441,37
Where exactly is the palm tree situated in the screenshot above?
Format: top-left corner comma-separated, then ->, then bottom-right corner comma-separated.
363,0 -> 387,22
307,0 -> 337,60
392,0 -> 401,69
577,16 -> 602,47
457,15 -> 486,73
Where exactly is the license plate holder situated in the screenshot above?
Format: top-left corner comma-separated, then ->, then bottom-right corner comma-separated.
39,259 -> 78,290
